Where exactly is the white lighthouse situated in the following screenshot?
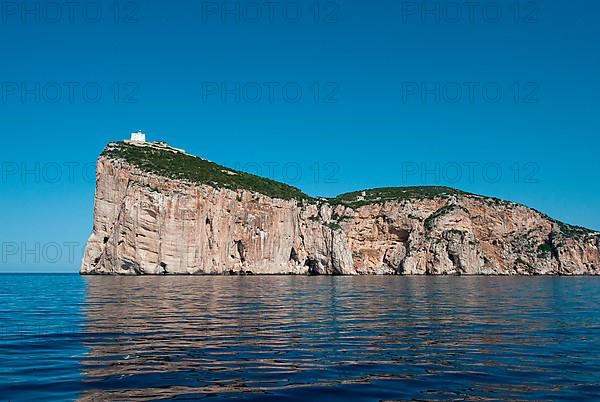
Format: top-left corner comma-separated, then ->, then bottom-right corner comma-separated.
130,130 -> 146,142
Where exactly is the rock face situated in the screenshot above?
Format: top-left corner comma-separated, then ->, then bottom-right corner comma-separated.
81,142 -> 600,275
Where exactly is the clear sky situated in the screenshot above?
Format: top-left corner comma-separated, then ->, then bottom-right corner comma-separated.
1,0 -> 599,272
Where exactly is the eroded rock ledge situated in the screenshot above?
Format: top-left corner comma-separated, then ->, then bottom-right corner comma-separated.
81,142 -> 600,275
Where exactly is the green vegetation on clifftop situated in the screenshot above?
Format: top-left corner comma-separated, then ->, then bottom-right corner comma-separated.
103,142 -> 310,201
104,143 -> 468,205
330,187 -> 466,208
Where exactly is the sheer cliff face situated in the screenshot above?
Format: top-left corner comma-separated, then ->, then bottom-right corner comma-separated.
81,156 -> 600,276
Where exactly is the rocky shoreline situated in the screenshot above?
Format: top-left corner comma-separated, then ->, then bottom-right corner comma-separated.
81,142 -> 600,276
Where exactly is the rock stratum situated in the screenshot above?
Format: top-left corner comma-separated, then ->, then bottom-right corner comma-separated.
81,141 -> 600,275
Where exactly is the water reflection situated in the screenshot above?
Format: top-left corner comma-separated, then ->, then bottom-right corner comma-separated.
78,276 -> 600,400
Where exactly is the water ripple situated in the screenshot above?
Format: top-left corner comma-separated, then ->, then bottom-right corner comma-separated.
1,275 -> 600,400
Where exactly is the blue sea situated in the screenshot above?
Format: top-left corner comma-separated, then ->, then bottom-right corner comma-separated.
1,275 -> 599,401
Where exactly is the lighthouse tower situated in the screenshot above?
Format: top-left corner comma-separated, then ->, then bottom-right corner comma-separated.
130,130 -> 146,142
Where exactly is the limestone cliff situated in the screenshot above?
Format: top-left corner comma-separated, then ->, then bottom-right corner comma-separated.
81,141 -> 600,275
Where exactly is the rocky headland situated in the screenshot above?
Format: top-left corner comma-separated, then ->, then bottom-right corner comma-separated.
81,141 -> 600,275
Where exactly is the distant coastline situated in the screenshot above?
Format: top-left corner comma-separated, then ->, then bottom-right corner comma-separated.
80,140 -> 600,276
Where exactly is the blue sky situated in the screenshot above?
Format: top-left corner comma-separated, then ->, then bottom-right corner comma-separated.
0,0 -> 599,272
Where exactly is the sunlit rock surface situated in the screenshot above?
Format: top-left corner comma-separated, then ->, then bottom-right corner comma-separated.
81,142 -> 600,275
